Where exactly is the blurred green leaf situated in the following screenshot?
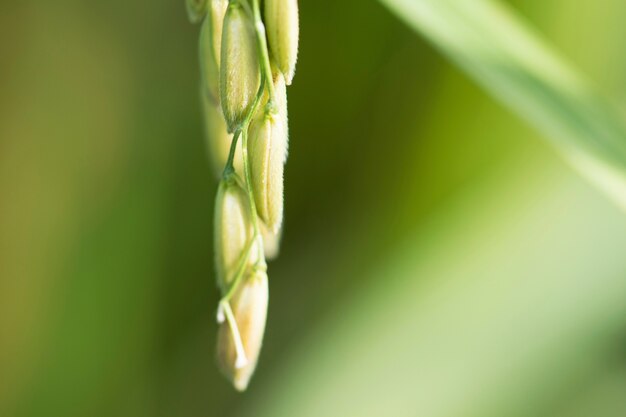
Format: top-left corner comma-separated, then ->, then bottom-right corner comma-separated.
243,157 -> 626,417
378,0 -> 626,211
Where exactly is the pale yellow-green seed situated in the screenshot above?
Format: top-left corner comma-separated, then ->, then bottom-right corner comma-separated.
214,178 -> 253,291
208,0 -> 228,65
220,3 -> 261,132
248,72 -> 288,233
186,0 -> 207,24
265,0 -> 299,85
199,0 -> 228,104
216,270 -> 268,391
260,220 -> 282,260
202,92 -> 243,177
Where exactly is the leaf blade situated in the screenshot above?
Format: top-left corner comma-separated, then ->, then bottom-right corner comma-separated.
379,0 -> 626,210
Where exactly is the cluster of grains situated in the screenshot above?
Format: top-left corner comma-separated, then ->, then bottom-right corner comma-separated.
187,0 -> 299,391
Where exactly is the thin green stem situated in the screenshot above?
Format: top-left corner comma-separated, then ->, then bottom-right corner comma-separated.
240,76 -> 267,239
241,128 -> 261,234
221,238 -> 255,303
222,71 -> 266,182
250,0 -> 276,110
217,76 -> 267,315
243,75 -> 267,131
222,130 -> 241,179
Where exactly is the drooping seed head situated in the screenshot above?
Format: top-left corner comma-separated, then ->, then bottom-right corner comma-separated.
186,0 -> 207,24
202,92 -> 243,177
216,269 -> 269,391
214,177 -> 253,291
248,72 -> 289,233
264,0 -> 299,85
199,0 -> 229,104
220,3 -> 261,132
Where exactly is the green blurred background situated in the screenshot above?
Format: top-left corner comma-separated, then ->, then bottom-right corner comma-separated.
1,1 -> 626,416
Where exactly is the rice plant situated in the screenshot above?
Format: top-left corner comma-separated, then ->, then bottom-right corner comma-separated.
2,0 -> 626,416
187,0 -> 299,390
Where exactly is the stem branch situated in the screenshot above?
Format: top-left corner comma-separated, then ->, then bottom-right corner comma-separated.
250,0 -> 276,108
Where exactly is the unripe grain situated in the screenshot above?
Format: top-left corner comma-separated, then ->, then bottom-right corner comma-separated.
260,220 -> 282,260
214,178 -> 253,291
220,3 -> 261,132
264,0 -> 299,84
186,0 -> 207,24
202,92 -> 243,177
199,0 -> 228,104
248,72 -> 288,232
216,270 -> 268,391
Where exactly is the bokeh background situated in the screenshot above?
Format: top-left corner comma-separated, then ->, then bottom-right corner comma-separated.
1,1 -> 626,416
